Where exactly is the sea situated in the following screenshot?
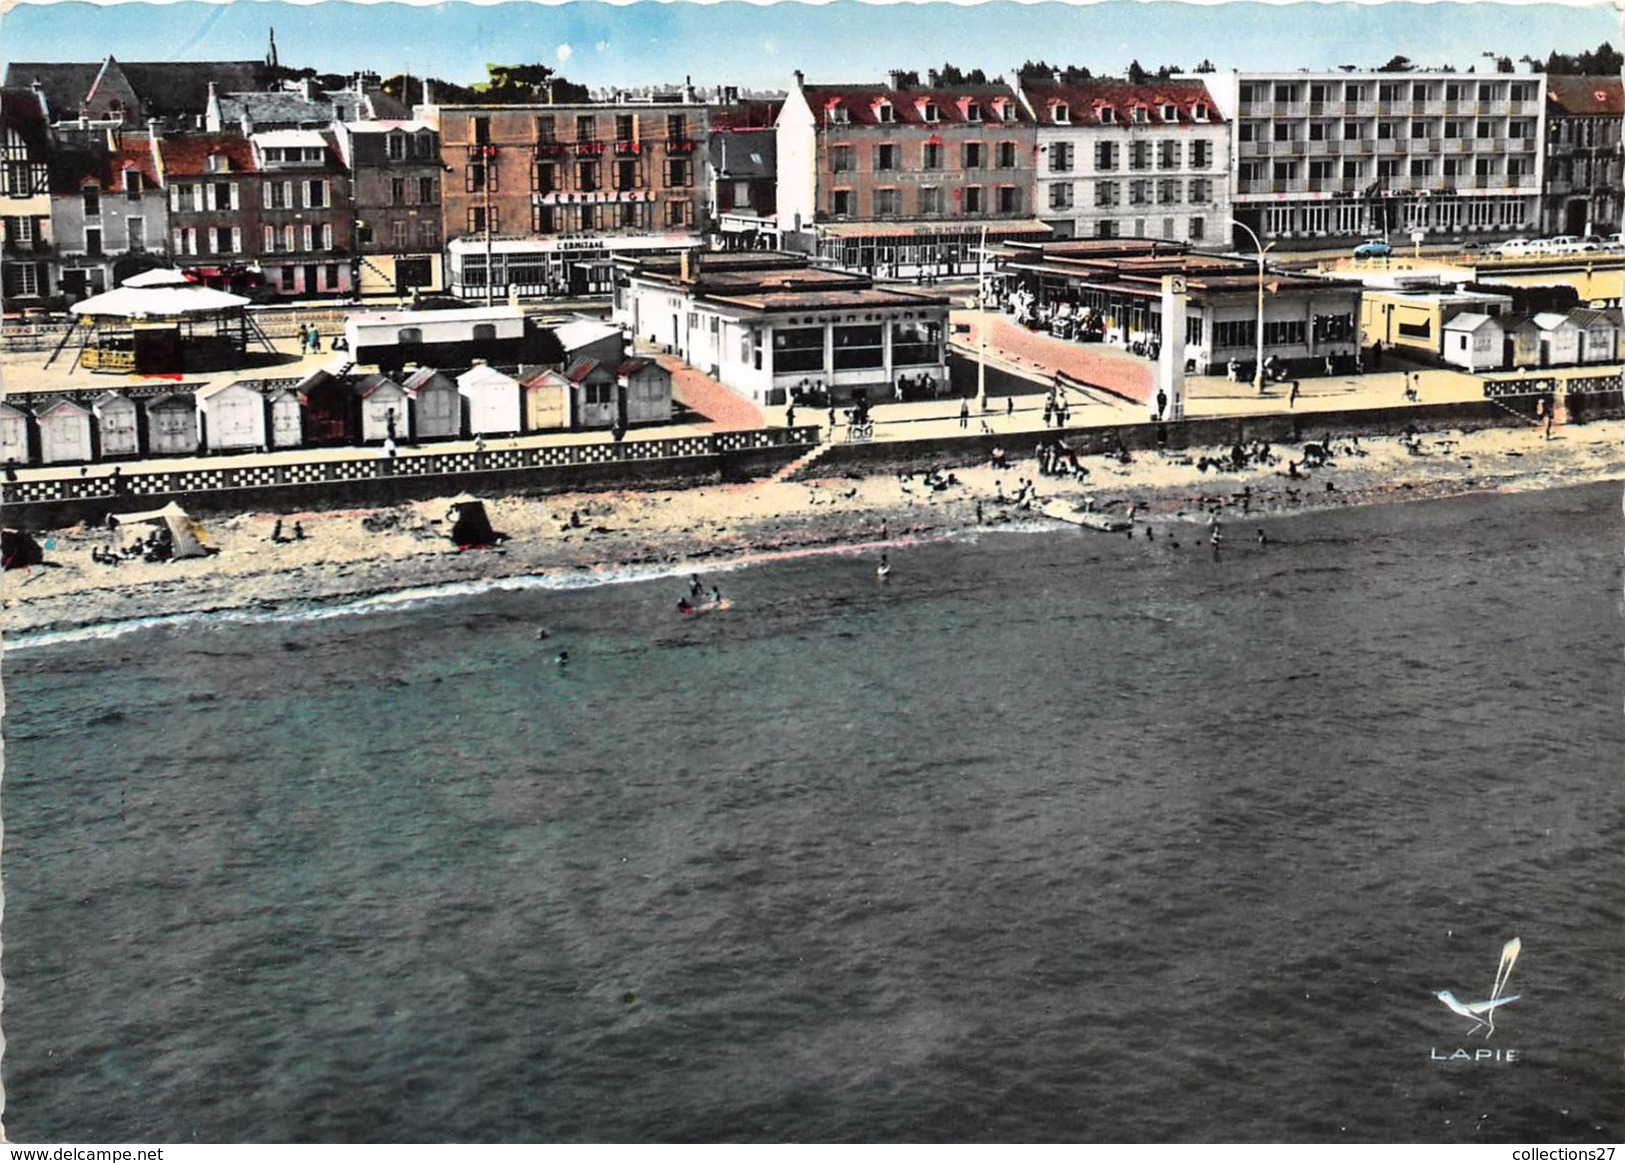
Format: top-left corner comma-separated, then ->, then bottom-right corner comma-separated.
2,481 -> 1622,1144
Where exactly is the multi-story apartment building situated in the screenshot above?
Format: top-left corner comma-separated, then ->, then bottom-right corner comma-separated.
1018,77 -> 1230,245
250,129 -> 354,297
333,119 -> 444,297
777,72 -> 1049,276
155,133 -> 262,293
2,86 -> 55,308
1212,72 -> 1546,248
426,98 -> 710,299
1542,75 -> 1623,237
49,128 -> 167,300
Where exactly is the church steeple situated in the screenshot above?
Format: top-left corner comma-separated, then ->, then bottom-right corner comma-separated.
266,28 -> 279,69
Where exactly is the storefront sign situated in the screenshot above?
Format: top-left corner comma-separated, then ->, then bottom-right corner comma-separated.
534,191 -> 657,205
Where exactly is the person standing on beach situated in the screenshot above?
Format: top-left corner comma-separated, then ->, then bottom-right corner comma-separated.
959,400 -> 970,429
1288,381 -> 1300,408
786,403 -> 796,428
1156,389 -> 1167,422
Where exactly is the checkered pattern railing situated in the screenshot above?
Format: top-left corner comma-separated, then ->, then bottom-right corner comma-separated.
1,427 -> 820,506
1483,371 -> 1621,398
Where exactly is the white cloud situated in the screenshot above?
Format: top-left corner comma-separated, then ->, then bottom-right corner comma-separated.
595,40 -> 610,53
556,43 -> 574,63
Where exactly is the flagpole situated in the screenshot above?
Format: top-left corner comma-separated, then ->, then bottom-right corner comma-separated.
976,223 -> 988,412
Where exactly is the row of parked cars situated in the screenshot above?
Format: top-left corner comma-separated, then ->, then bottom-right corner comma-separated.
1492,234 -> 1625,257
1352,234 -> 1625,259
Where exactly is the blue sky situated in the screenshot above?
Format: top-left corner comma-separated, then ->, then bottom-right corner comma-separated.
2,1 -> 1618,91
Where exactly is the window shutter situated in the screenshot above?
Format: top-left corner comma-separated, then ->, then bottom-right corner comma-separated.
322,223 -> 333,250
173,228 -> 184,252
170,186 -> 180,212
285,225 -> 295,252
303,224 -> 314,252
205,228 -> 215,254
322,180 -> 331,208
488,162 -> 498,194
264,225 -> 275,252
262,183 -> 271,209
231,226 -> 242,253
230,184 -> 240,210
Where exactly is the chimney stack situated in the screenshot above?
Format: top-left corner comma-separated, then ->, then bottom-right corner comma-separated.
29,80 -> 48,121
888,69 -> 909,91
794,70 -> 805,89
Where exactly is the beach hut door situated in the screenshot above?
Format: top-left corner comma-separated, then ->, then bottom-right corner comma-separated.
272,397 -> 301,447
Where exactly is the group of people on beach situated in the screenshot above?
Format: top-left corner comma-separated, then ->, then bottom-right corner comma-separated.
92,526 -> 172,566
676,574 -> 724,614
1036,440 -> 1087,480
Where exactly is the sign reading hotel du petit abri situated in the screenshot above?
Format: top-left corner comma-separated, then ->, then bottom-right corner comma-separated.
534,191 -> 659,205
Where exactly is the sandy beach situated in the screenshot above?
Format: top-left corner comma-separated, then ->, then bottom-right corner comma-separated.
4,421 -> 1621,639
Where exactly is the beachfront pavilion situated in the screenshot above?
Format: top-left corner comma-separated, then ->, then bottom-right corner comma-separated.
45,268 -> 276,376
991,239 -> 1364,378
613,250 -> 951,407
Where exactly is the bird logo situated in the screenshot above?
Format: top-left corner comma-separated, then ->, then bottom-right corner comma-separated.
1435,937 -> 1521,1039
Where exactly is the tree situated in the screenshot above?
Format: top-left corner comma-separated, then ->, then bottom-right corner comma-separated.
933,63 -> 988,86
1194,59 -> 1217,73
1377,54 -> 1415,73
1543,41 -> 1624,75
1018,60 -> 1093,83
1495,55 -> 1515,74
1127,59 -> 1148,84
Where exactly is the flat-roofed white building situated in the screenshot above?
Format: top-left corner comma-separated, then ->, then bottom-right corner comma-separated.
614,250 -> 949,406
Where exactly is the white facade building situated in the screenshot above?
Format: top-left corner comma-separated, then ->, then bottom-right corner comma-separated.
1210,71 -> 1546,248
1018,77 -> 1231,245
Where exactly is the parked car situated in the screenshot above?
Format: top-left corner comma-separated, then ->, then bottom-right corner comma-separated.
1545,235 -> 1582,254
1352,239 -> 1392,258
1496,237 -> 1535,256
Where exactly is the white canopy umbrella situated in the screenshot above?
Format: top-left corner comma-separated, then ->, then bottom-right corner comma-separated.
70,280 -> 251,320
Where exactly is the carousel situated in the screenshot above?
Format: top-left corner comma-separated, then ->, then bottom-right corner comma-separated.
45,268 -> 277,375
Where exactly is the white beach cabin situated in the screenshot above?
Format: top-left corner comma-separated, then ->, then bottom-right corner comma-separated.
267,388 -> 304,449
198,381 -> 268,453
1530,312 -> 1582,367
1441,313 -> 1506,373
35,397 -> 94,465
457,364 -> 522,436
91,391 -> 141,459
402,368 -> 462,441
357,373 -> 412,443
0,401 -> 32,466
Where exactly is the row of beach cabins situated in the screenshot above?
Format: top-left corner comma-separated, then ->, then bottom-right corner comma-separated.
1,355 -> 676,467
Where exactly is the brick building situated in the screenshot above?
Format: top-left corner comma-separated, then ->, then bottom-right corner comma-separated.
776,71 -> 1051,277
1542,75 -> 1623,237
1017,76 -> 1230,245
250,129 -> 354,297
425,98 -> 710,299
154,133 -> 262,293
333,119 -> 444,297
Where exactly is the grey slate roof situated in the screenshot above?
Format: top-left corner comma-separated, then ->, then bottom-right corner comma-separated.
5,59 -> 272,120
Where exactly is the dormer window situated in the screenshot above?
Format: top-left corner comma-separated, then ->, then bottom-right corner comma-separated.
966,102 -> 982,122
923,102 -> 940,123
1162,104 -> 1178,122
122,167 -> 142,198
877,100 -> 894,124
830,105 -> 850,125
1053,102 -> 1070,124
1132,105 -> 1148,124
387,132 -> 407,161
1193,103 -> 1210,123
1099,106 -> 1115,124
207,153 -> 229,173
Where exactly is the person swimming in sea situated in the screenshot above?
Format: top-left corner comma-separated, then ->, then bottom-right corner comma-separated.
709,587 -> 722,606
677,597 -> 694,614
689,575 -> 703,598
877,553 -> 891,581
555,650 -> 569,667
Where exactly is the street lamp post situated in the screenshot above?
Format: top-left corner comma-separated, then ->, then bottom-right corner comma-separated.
1231,219 -> 1273,395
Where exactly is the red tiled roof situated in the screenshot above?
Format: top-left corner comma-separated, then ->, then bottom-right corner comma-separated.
114,136 -> 162,188
708,100 -> 782,131
802,83 -> 1031,128
1546,75 -> 1623,117
1020,79 -> 1224,128
158,133 -> 258,177
564,357 -> 605,383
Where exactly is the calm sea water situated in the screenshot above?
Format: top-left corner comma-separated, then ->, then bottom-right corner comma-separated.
4,483 -> 1622,1143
